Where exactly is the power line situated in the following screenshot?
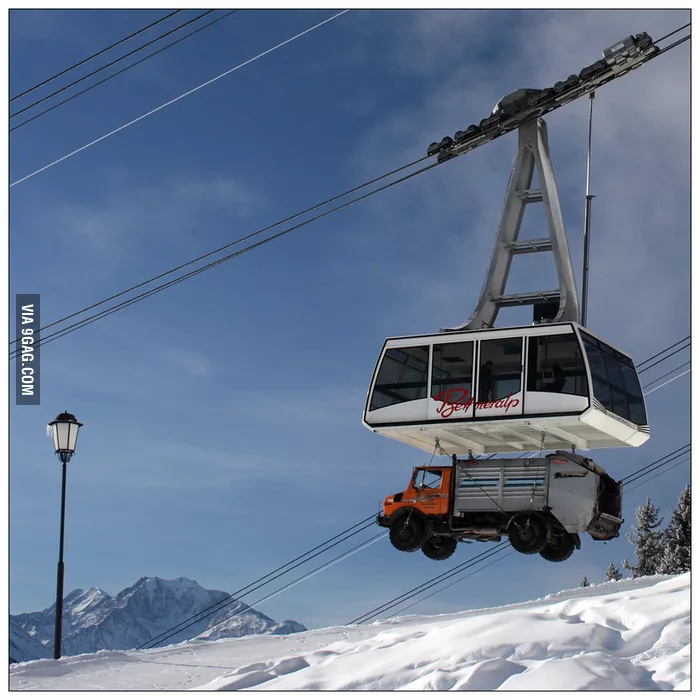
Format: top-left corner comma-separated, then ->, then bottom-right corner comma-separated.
638,342 -> 690,374
9,152 -> 429,350
169,532 -> 387,649
622,448 -> 690,487
136,515 -> 376,649
389,549 -> 514,618
10,10 -> 216,121
642,361 -> 690,390
347,543 -> 512,625
654,22 -> 690,45
10,9 -> 183,103
625,457 -> 689,494
621,444 -> 690,484
637,336 -> 689,369
9,9 -> 350,187
643,369 -> 690,396
10,10 -> 240,133
9,155 -> 437,358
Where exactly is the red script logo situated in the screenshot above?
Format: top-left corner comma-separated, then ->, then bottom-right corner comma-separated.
433,388 -> 520,418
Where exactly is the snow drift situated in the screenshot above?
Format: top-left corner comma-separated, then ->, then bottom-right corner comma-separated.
10,572 -> 689,691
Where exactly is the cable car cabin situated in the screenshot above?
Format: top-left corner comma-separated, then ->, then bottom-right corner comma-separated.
363,323 -> 649,455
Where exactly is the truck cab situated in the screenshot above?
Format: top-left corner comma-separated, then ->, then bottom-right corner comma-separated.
383,466 -> 451,520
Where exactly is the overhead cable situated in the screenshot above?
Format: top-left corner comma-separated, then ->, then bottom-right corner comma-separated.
10,10 -> 350,187
9,156 -> 437,358
638,342 -> 690,374
621,444 -> 690,485
637,336 -> 689,369
170,532 -> 387,649
389,549 -> 514,617
10,10 -> 216,121
11,10 -> 239,133
10,9 -> 182,102
642,361 -> 690,389
643,369 -> 691,396
137,515 -> 376,649
9,152 -> 430,353
347,542 -> 511,625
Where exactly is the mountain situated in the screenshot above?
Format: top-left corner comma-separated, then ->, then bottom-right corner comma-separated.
10,576 -> 305,663
9,619 -> 51,664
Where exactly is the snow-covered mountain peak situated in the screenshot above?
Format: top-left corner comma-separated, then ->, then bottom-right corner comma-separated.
10,576 -> 305,663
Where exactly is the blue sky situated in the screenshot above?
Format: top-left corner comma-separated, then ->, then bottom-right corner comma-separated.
9,9 -> 690,630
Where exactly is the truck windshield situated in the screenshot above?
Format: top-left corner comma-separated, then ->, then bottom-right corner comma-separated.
413,468 -> 444,489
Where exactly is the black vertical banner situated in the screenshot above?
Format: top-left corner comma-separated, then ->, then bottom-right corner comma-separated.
15,294 -> 40,406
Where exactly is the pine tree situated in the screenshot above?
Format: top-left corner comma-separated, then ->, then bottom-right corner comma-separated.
580,576 -> 591,587
658,485 -> 691,575
623,497 -> 664,578
605,561 -> 622,582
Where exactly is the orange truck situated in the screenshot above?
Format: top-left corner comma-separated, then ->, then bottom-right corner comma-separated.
377,451 -> 623,562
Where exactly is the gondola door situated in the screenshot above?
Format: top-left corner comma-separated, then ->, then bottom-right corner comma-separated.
474,336 -> 524,417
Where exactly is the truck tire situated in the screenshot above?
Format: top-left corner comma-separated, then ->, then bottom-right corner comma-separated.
422,536 -> 457,561
539,532 -> 576,562
389,511 -> 429,553
508,514 -> 548,554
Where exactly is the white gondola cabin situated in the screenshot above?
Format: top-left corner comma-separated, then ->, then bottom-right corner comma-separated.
363,322 -> 649,455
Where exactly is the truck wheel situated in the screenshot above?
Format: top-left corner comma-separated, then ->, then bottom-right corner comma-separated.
422,537 -> 457,561
508,514 -> 547,554
389,512 -> 429,552
540,532 -> 576,562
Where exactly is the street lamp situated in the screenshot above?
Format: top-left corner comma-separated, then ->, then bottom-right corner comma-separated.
47,411 -> 83,660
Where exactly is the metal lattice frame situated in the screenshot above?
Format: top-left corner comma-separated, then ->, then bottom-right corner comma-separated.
446,118 -> 580,331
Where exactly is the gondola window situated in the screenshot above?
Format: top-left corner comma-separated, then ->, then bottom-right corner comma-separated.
370,346 -> 429,410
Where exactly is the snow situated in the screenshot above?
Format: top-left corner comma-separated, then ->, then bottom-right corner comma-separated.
10,572 -> 689,691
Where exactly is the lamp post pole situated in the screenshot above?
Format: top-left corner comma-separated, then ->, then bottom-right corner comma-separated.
53,455 -> 69,660
47,411 -> 83,661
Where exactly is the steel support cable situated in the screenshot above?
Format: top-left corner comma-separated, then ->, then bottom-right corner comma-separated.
620,444 -> 690,484
152,531 -> 388,649
626,457 -> 690,494
10,10 -> 183,102
9,152 -> 430,352
654,22 -> 691,45
637,336 -> 689,369
10,10 -> 240,133
9,157 -> 439,359
9,9 -> 350,187
638,343 -> 690,374
347,542 -> 511,626
643,369 -> 690,396
656,33 -> 691,56
136,516 -> 376,649
390,549 -> 514,618
6,28 -> 690,354
642,361 -> 690,389
10,10 -> 216,120
622,448 -> 690,487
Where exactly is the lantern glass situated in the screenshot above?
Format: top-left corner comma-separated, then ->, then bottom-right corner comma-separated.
48,413 -> 82,456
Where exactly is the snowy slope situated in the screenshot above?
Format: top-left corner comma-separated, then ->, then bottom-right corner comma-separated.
10,573 -> 689,691
9,619 -> 51,664
10,576 -> 305,662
